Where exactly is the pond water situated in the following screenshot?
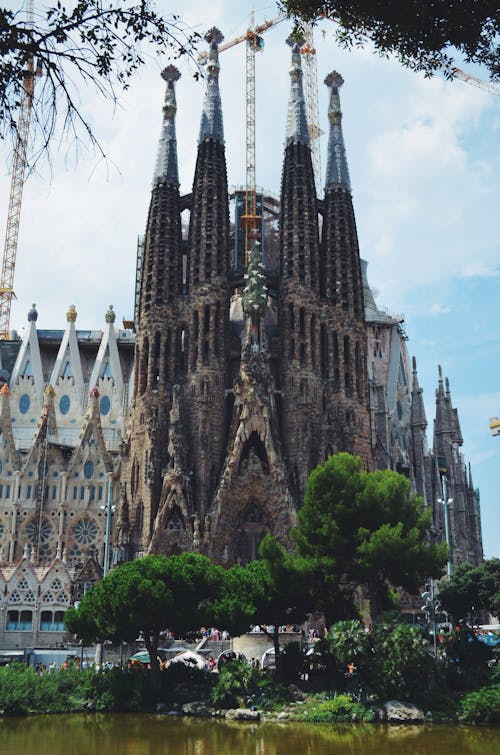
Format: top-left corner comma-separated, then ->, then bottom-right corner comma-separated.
0,713 -> 498,755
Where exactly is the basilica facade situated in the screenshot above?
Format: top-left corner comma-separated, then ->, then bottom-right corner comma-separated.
0,31 -> 482,648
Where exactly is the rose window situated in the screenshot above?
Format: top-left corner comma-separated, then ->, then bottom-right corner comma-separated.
51,578 -> 63,591
24,590 -> 35,604
43,591 -> 54,604
73,517 -> 98,545
10,590 -> 21,604
26,518 -> 52,544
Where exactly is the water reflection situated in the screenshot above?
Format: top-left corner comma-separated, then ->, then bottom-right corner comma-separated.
0,714 -> 498,755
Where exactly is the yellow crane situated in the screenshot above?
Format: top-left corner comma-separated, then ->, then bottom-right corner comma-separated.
0,0 -> 39,340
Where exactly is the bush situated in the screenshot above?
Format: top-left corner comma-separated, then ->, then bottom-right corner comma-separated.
461,684 -> 500,724
368,621 -> 436,701
302,693 -> 375,723
211,659 -> 260,708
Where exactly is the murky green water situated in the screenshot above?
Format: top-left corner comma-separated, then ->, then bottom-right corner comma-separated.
0,713 -> 498,754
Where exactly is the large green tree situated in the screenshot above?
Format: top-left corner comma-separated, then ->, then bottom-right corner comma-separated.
438,558 -> 500,622
293,452 -> 447,620
283,1 -> 499,80
0,1 -> 198,159
211,534 -> 314,658
65,553 -> 223,676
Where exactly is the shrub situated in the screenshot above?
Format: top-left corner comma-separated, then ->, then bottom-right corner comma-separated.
461,684 -> 500,724
368,621 -> 436,701
302,693 -> 375,723
211,659 -> 259,708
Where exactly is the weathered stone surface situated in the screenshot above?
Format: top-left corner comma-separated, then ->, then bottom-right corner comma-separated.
225,708 -> 261,721
182,701 -> 215,717
383,700 -> 425,724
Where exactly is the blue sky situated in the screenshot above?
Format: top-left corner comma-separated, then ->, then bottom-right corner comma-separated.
1,1 -> 499,558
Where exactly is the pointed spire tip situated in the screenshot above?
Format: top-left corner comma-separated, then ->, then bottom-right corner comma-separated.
205,27 -> 224,46
161,65 -> 181,83
325,71 -> 344,89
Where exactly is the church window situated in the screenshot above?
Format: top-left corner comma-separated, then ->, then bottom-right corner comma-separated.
355,342 -> 363,399
5,485 -> 10,499
89,486 -> 95,501
26,517 -> 52,544
0,485 -> 3,498
300,343 -> 306,366
102,362 -> 113,379
99,395 -> 111,415
40,610 -> 66,631
6,610 -> 33,631
320,324 -> 329,379
80,486 -> 85,500
26,485 -> 31,498
62,361 -> 73,378
52,486 -> 57,500
84,461 -> 94,479
344,335 -> 351,389
19,394 -> 30,414
0,460 -> 2,473
397,401 -> 403,421
139,337 -> 149,394
299,307 -> 305,336
22,360 -> 33,377
59,395 -> 70,415
73,517 -> 98,545
310,315 -> 316,366
98,486 -> 103,501
73,486 -> 77,500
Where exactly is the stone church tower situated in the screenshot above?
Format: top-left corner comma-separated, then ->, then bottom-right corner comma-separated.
119,32 -> 373,562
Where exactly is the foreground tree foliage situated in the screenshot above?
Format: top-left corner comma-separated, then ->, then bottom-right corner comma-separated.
283,1 -> 499,80
65,553 -> 223,677
0,1 -> 199,158
438,558 -> 500,622
293,453 -> 447,620
212,534 -> 313,659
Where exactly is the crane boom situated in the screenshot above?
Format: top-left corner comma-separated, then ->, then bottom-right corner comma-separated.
0,0 -> 37,340
452,67 -> 500,97
301,24 -> 323,196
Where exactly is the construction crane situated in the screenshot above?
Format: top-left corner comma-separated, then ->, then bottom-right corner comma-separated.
453,67 -> 500,97
301,24 -> 323,196
0,0 -> 39,340
199,13 -> 286,261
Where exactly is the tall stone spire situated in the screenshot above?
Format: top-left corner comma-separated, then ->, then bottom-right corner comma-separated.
153,66 -> 181,185
278,35 -> 322,504
183,26 -> 230,524
324,72 -> 351,191
285,36 -> 310,146
321,71 -> 363,318
410,356 -> 427,430
124,67 -> 184,558
319,70 -> 371,468
199,27 -> 224,143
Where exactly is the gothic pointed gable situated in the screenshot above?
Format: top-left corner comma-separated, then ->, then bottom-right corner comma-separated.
67,388 -> 112,479
88,305 -> 125,398
49,306 -> 85,400
22,385 -> 59,471
10,304 -> 45,405
148,385 -> 194,554
207,319 -> 296,564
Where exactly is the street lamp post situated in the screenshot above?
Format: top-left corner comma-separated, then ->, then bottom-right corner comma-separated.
103,472 -> 114,577
96,472 -> 115,668
438,474 -> 454,578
